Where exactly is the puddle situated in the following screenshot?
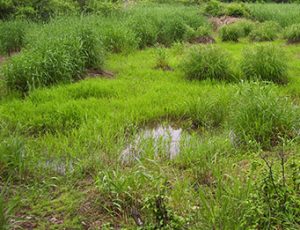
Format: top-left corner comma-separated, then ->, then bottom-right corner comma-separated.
120,125 -> 190,163
42,159 -> 74,175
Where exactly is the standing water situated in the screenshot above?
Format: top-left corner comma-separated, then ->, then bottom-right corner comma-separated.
120,125 -> 188,163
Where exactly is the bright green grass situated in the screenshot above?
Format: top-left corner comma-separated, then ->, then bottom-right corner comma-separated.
1,40 -> 300,229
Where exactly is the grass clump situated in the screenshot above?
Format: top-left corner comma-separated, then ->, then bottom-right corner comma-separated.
219,24 -> 242,42
234,19 -> 256,37
181,45 -> 233,81
249,21 -> 281,42
0,20 -> 27,55
231,83 -> 299,150
183,25 -> 212,42
284,23 -> 300,44
3,27 -> 104,93
241,44 -> 288,84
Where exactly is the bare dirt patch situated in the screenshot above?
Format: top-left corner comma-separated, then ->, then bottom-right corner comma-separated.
189,36 -> 215,44
209,16 -> 241,30
0,56 -> 6,64
87,69 -> 115,79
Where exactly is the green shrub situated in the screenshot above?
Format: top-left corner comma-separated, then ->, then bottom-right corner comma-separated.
181,45 -> 233,81
225,3 -> 250,18
231,84 -> 298,150
241,44 -> 288,84
219,24 -> 242,42
0,20 -> 27,55
284,23 -> 300,43
249,21 -> 281,42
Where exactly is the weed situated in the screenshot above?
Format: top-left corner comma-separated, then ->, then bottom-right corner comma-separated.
242,152 -> 300,229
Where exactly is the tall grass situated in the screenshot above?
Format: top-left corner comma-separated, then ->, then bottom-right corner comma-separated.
247,3 -> 300,27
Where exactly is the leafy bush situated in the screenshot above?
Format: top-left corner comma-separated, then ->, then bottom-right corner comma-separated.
241,44 -> 288,84
181,45 -> 233,81
0,20 -> 27,55
219,24 -> 242,42
249,21 -> 281,42
225,3 -> 250,18
231,84 -> 298,150
284,23 -> 300,43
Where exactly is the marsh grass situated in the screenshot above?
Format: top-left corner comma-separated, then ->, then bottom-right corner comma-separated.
181,45 -> 234,81
284,23 -> 300,44
0,20 -> 27,55
248,3 -> 300,27
230,83 -> 299,150
249,21 -> 281,42
241,44 -> 288,84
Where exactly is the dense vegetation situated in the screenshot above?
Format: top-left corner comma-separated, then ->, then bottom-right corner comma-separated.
0,1 -> 300,229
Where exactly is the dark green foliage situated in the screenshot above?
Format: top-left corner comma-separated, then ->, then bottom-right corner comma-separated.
181,45 -> 233,81
284,23 -> 300,43
219,24 -> 242,42
0,20 -> 27,55
83,0 -> 121,16
0,0 -> 78,21
231,84 -> 298,150
249,21 -> 281,42
241,44 -> 288,84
